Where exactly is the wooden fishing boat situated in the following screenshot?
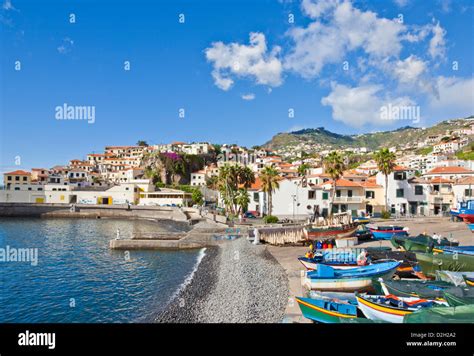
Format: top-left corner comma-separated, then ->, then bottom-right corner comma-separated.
391,234 -> 459,252
303,261 -> 400,292
306,213 -> 357,241
434,245 -> 474,256
464,275 -> 474,287
369,225 -> 408,240
404,304 -> 474,323
296,292 -> 359,323
415,252 -> 474,277
356,293 -> 447,323
297,256 -> 359,271
305,225 -> 357,240
374,278 -> 458,300
353,216 -> 370,224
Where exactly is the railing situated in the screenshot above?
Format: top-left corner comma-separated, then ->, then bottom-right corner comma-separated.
332,196 -> 364,203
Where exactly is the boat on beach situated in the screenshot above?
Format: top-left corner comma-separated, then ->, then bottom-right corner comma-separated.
404,304 -> 474,323
415,252 -> 474,277
306,213 -> 358,241
434,245 -> 474,255
464,275 -> 474,287
296,292 -> 359,323
356,293 -> 447,323
298,256 -> 359,271
373,277 -> 460,300
303,261 -> 400,292
391,234 -> 459,252
368,225 -> 408,240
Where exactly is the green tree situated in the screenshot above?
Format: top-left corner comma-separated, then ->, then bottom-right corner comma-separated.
206,175 -> 219,190
235,188 -> 250,215
137,140 -> 149,147
217,164 -> 255,215
260,166 -> 280,216
324,151 -> 345,215
297,163 -> 310,177
374,148 -> 396,211
191,189 -> 204,205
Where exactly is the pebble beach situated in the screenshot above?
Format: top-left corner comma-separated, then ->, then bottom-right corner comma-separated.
156,237 -> 289,323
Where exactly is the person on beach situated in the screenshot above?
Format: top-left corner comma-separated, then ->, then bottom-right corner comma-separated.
432,232 -> 442,244
253,227 -> 260,245
357,249 -> 368,266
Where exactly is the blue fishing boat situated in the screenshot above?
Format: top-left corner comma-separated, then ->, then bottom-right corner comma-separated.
368,225 -> 408,240
303,261 -> 400,291
457,200 -> 474,223
298,249 -> 360,270
435,245 -> 474,256
296,292 -> 359,323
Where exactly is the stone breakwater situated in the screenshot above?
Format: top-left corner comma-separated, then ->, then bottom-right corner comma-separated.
156,238 -> 289,323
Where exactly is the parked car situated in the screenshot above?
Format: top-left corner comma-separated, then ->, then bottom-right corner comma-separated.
244,211 -> 258,218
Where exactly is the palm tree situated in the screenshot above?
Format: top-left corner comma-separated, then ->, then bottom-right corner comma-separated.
235,188 -> 250,215
206,175 -> 219,190
297,163 -> 310,177
237,166 -> 256,188
324,151 -> 345,216
260,166 -> 280,216
374,148 -> 396,212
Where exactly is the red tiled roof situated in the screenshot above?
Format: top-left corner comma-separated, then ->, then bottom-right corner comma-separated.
428,177 -> 453,184
426,166 -> 473,174
455,176 -> 474,185
4,170 -> 30,175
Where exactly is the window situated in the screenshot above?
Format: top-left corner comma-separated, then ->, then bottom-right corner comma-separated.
396,189 -> 404,198
28,187 -> 32,191
394,172 -> 406,180
23,177 -> 27,181
14,187 -> 20,191
348,190 -> 353,198
336,190 -> 341,197
7,176 -> 11,181
415,185 -> 423,195
365,191 -> 375,199
322,192 -> 329,200
465,189 -> 473,197
433,185 -> 440,192
15,176 -> 20,181
308,191 -> 315,199
37,188 -> 43,191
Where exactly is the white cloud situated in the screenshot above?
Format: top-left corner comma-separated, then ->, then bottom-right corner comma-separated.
284,0 -> 406,78
301,0 -> 340,19
205,32 -> 283,91
321,82 -> 415,127
394,55 -> 427,84
428,76 -> 474,113
429,21 -> 447,60
241,93 -> 256,101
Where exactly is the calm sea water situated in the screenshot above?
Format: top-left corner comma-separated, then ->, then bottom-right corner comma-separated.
0,218 -> 203,323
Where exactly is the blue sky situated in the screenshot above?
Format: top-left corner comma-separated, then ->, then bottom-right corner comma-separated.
1,0 -> 473,171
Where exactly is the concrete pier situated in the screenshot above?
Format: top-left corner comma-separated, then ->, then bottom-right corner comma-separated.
110,226 -> 248,250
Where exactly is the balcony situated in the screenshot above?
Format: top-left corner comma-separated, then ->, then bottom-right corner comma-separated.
332,196 -> 364,203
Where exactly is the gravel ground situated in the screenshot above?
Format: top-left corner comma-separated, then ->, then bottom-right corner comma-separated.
156,238 -> 289,323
